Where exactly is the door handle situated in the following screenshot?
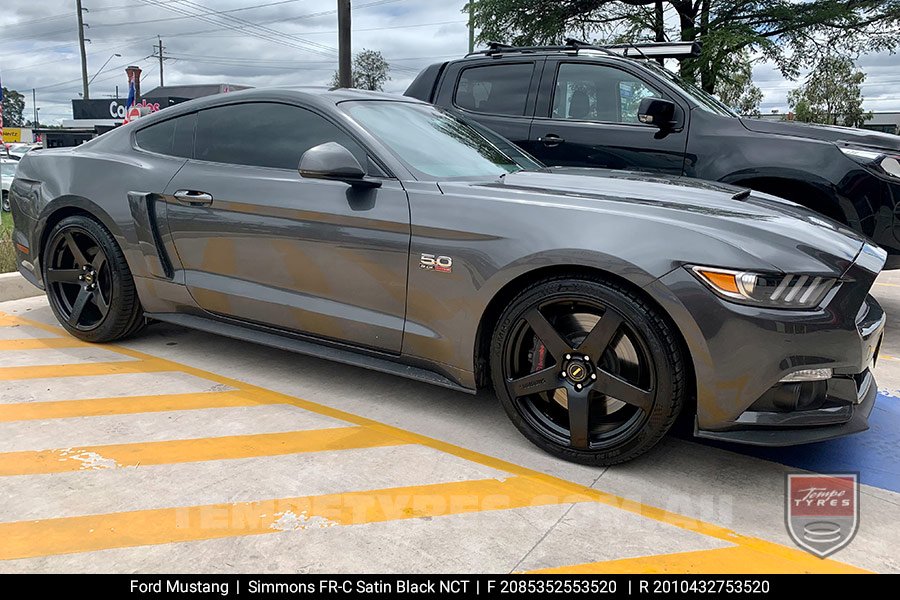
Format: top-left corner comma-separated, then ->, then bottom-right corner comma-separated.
173,190 -> 214,206
538,134 -> 565,147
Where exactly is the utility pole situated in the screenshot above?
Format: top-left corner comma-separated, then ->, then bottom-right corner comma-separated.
157,37 -> 165,87
468,2 -> 475,54
337,0 -> 352,88
32,89 -> 38,127
76,0 -> 90,100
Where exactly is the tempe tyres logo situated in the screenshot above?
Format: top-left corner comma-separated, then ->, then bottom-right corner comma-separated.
785,473 -> 859,558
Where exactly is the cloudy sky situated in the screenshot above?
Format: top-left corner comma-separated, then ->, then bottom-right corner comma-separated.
1,0 -> 898,125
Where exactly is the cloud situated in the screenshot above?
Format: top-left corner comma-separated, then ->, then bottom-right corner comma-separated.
2,0 -> 897,124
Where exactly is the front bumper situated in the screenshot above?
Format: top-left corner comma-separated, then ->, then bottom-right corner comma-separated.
648,244 -> 885,446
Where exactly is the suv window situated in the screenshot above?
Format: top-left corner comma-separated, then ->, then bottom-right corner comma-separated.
134,113 -> 195,157
552,63 -> 661,124
454,63 -> 533,116
194,102 -> 366,170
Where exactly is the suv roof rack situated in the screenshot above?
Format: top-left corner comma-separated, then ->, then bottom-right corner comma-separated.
466,39 -> 701,60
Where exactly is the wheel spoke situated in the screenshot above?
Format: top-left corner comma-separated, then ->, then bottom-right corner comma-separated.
577,310 -> 623,361
92,250 -> 107,275
64,232 -> 90,266
508,366 -> 560,397
92,288 -> 109,316
68,288 -> 92,326
525,309 -> 571,359
566,386 -> 592,449
45,268 -> 82,285
594,370 -> 653,412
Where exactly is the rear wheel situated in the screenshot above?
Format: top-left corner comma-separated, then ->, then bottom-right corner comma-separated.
1,191 -> 9,212
490,276 -> 685,465
43,215 -> 146,342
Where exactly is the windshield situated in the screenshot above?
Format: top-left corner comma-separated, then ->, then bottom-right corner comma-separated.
643,62 -> 738,117
342,100 -> 538,179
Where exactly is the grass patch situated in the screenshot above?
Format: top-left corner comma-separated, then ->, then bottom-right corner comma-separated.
0,212 -> 17,274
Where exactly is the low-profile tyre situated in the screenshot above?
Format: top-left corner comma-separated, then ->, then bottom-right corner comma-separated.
43,215 -> 146,342
490,275 -> 685,465
1,192 -> 9,212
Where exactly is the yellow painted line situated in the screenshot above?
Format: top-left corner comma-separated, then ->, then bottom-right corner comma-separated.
0,476 -> 586,560
874,281 -> 900,288
0,426 -> 401,476
0,359 -> 169,381
0,391 -> 274,422
527,545 -> 868,574
0,312 -> 863,573
0,338 -> 88,351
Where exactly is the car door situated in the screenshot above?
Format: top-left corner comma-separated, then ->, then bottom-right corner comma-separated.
529,59 -> 688,174
433,59 -> 541,148
162,101 -> 411,353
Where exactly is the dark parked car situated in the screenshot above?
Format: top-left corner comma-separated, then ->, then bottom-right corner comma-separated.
406,40 -> 900,267
9,89 -> 884,464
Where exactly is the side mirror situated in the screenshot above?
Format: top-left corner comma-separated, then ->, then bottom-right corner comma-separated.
299,142 -> 381,188
637,98 -> 677,129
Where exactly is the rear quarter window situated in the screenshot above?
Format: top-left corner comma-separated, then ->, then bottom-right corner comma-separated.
134,113 -> 195,158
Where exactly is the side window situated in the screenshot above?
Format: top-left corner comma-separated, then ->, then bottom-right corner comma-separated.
454,63 -> 533,116
194,102 -> 367,170
552,63 -> 662,124
134,113 -> 195,157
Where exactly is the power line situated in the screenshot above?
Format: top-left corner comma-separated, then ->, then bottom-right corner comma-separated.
90,0 -> 306,28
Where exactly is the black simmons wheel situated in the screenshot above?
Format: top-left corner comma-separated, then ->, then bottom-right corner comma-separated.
490,276 -> 685,465
43,215 -> 145,342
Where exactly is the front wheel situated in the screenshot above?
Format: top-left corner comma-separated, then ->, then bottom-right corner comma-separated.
1,191 -> 9,212
43,215 -> 146,342
490,276 -> 685,465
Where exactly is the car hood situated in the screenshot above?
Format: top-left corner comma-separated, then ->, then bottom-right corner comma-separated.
740,118 -> 900,152
467,168 -> 868,276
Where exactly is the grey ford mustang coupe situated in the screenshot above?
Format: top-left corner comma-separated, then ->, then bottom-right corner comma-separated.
8,89 -> 886,464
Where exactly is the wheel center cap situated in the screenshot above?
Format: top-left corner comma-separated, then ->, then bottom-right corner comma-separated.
83,272 -> 94,284
564,358 -> 591,383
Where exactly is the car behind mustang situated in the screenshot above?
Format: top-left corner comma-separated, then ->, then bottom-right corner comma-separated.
8,89 -> 886,464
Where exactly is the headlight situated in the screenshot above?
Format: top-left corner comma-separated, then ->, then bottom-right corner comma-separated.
839,145 -> 900,179
690,266 -> 837,309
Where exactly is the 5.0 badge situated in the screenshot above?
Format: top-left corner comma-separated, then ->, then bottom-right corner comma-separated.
419,253 -> 452,273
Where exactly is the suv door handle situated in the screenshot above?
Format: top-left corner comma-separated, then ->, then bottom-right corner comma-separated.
538,134 -> 565,147
173,190 -> 214,206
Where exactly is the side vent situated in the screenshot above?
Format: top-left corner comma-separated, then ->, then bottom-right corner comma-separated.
126,192 -> 174,279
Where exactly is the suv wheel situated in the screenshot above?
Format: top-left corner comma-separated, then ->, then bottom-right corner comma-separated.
490,275 -> 685,465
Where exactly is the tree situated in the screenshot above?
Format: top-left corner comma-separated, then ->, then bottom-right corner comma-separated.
331,49 -> 391,91
714,51 -> 763,116
466,1 -> 900,93
788,54 -> 872,127
2,87 -> 25,127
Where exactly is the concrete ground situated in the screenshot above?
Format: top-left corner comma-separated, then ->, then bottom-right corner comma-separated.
0,274 -> 898,574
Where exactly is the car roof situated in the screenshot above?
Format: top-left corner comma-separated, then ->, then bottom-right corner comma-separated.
135,87 -> 424,128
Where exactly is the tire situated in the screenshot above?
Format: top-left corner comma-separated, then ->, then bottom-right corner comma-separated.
490,275 -> 685,465
1,191 -> 9,212
42,214 -> 146,342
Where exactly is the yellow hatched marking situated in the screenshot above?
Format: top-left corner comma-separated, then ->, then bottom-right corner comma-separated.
527,545 -> 868,574
0,391 -> 272,422
0,476 -> 586,560
0,338 -> 88,351
0,427 -> 399,476
0,312 -> 865,573
0,360 -> 169,381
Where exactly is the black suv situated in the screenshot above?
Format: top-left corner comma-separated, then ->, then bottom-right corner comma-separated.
406,41 -> 900,267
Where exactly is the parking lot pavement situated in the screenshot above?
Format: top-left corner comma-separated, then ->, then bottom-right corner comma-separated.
0,276 -> 898,574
